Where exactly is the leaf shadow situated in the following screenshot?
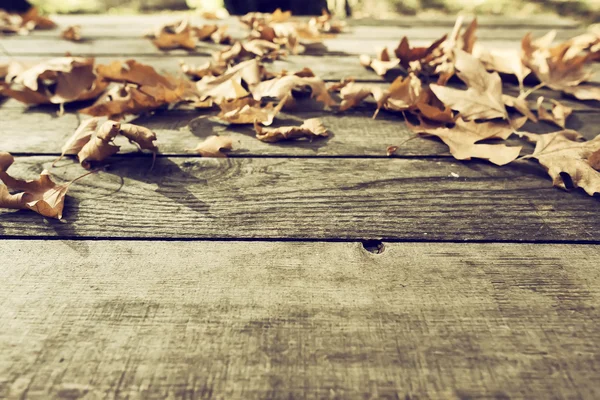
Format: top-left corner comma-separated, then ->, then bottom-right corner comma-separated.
99,156 -> 210,214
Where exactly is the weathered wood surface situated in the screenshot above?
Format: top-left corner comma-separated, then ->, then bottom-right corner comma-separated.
0,36 -> 566,56
6,20 -> 584,41
42,13 -> 581,31
2,13 -> 600,399
0,156 -> 598,241
1,240 -> 599,399
1,107 -> 599,156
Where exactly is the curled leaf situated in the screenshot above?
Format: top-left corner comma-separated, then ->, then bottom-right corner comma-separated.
189,136 -> 233,157
214,97 -> 286,125
254,118 -> 328,143
61,25 -> 81,42
0,152 -> 87,219
521,130 -> 600,196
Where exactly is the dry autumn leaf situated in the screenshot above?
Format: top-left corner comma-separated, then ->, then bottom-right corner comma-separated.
522,31 -> 600,101
474,45 -> 531,90
430,49 -> 508,120
521,130 -> 600,196
359,48 -> 400,76
502,94 -> 538,122
3,57 -> 107,105
180,60 -> 227,80
61,25 -> 81,42
252,74 -> 336,108
0,152 -> 87,219
149,19 -> 198,50
254,118 -> 328,143
82,60 -> 197,118
59,119 -> 158,169
407,116 -> 526,166
189,136 -> 233,157
214,96 -> 287,125
537,96 -> 572,129
394,34 -> 447,70
375,73 -> 425,115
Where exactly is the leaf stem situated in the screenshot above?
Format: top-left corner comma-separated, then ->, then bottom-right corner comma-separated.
520,83 -> 546,100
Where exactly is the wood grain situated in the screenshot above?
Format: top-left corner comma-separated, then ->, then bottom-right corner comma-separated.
8,19 -> 584,41
1,240 -> 599,399
0,156 -> 598,241
0,36 -> 558,57
2,106 -> 600,156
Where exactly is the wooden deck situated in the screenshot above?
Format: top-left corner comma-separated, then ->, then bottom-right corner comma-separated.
1,13 -> 600,399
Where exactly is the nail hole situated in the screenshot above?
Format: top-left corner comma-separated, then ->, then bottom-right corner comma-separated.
361,240 -> 385,254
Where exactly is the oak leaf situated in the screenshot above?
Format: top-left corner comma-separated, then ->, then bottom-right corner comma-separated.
430,49 -> 508,120
254,118 -> 328,143
521,130 -> 600,196
407,116 -> 526,165
189,136 -> 233,157
0,152 -> 85,219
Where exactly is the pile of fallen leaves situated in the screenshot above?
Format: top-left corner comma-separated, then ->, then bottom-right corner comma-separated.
1,9 -> 600,220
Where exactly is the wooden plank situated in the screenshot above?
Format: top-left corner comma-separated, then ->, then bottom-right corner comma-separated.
1,240 -> 599,399
11,19 -> 584,41
0,36 -> 540,56
43,13 -> 580,30
0,156 -> 598,241
1,106 -> 599,156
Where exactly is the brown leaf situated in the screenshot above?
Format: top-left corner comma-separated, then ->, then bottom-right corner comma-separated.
430,49 -> 507,120
407,117 -> 524,165
521,130 -> 600,195
96,59 -> 175,88
394,35 -> 447,70
78,121 -> 121,169
61,25 -> 81,42
148,19 -> 198,50
180,60 -> 227,80
3,57 -> 107,105
359,48 -> 399,76
54,117 -> 100,165
254,118 -> 328,143
196,59 -> 262,103
119,124 -> 158,152
474,46 -> 531,89
338,81 -> 375,111
522,32 -> 598,99
252,74 -> 336,108
375,73 -> 424,115
189,136 -> 233,157
20,7 -> 56,30
0,152 -> 86,219
536,97 -> 572,129
214,96 -> 287,125
80,85 -> 165,119
502,94 -> 538,122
